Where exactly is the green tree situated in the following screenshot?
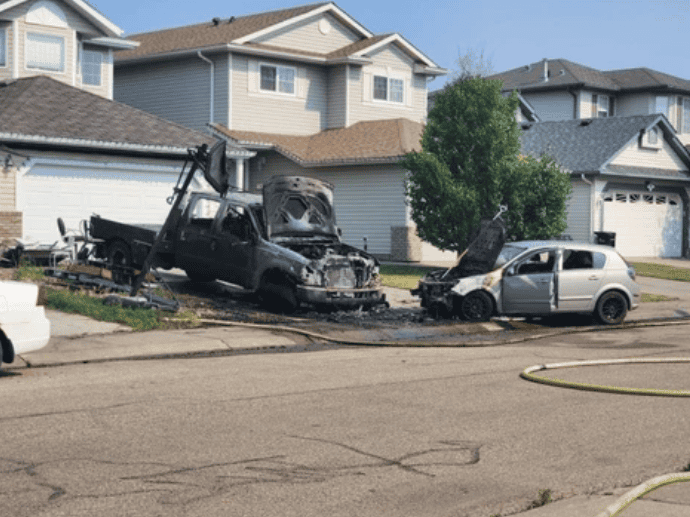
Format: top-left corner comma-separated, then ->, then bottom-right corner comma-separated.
402,77 -> 571,252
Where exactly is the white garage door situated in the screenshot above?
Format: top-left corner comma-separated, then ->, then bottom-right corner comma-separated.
602,191 -> 683,258
19,163 -> 192,243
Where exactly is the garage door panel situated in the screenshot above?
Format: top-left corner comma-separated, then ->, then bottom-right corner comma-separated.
21,165 -> 183,243
602,191 -> 682,258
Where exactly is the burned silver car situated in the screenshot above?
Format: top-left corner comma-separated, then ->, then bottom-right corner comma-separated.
414,238 -> 641,325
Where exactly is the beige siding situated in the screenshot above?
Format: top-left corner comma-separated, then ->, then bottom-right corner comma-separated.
0,164 -> 17,211
348,43 -> 427,125
611,134 -> 688,170
565,179 -> 592,242
250,153 -> 409,257
327,64 -> 347,128
231,54 -> 326,134
523,91 -> 574,121
254,12 -> 358,54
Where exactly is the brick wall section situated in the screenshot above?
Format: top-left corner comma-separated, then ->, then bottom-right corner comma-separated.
390,226 -> 423,262
0,212 -> 22,240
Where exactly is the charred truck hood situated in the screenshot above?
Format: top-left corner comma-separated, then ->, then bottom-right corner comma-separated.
262,176 -> 383,307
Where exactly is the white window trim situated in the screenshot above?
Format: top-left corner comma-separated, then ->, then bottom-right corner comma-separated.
372,74 -> 406,105
25,32 -> 65,73
0,28 -> 6,68
259,62 -> 296,97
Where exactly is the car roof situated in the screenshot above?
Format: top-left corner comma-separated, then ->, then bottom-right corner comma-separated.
505,240 -> 619,253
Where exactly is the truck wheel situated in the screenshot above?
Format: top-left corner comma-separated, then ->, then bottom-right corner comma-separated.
261,279 -> 299,314
107,241 -> 133,285
460,290 -> 493,322
1,332 -> 14,365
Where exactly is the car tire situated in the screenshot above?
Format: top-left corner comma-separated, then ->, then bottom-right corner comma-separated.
595,291 -> 628,325
107,241 -> 133,285
460,290 -> 493,322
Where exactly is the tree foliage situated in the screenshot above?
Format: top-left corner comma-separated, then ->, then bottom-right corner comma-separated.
402,78 -> 571,252
452,47 -> 494,83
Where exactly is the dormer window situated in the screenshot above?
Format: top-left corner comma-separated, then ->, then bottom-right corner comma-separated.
82,49 -> 102,86
640,126 -> 661,150
26,33 -> 64,72
373,75 -> 404,103
260,64 -> 295,95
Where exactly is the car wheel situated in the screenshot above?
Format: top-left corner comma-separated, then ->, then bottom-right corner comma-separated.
460,290 -> 493,322
595,291 -> 628,325
107,241 -> 133,285
261,279 -> 299,314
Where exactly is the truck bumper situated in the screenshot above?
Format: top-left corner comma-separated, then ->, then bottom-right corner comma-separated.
296,285 -> 386,308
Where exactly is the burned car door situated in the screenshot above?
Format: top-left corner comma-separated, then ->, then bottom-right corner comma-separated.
502,249 -> 557,314
210,203 -> 256,287
176,196 -> 223,275
556,249 -> 606,312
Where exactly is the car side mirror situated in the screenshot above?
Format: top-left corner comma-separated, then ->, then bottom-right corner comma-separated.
505,266 -> 516,277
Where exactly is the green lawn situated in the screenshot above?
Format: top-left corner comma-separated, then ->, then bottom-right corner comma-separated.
630,262 -> 690,282
379,264 -> 443,290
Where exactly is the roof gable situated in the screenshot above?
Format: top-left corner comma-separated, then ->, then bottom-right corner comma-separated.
0,0 -> 125,37
520,114 -> 690,174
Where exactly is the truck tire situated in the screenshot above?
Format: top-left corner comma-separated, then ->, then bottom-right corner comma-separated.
260,278 -> 299,314
107,240 -> 133,285
1,332 -> 14,366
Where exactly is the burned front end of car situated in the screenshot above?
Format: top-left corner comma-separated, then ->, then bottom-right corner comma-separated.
263,176 -> 385,309
412,215 -> 507,317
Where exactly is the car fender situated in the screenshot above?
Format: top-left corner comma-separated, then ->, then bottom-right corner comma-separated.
251,239 -> 309,290
450,270 -> 502,304
589,283 -> 637,311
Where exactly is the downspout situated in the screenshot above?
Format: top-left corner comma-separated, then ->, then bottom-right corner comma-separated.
197,51 -> 215,125
567,88 -> 579,119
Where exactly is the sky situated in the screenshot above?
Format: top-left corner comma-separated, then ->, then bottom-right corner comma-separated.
94,0 -> 688,88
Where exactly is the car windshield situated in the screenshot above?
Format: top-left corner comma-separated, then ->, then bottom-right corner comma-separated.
494,243 -> 531,268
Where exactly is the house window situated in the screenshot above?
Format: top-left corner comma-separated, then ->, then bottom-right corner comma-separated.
0,28 -> 6,67
81,49 -> 102,86
683,98 -> 690,134
260,64 -> 295,95
26,32 -> 64,72
373,75 -> 405,103
655,96 -> 670,117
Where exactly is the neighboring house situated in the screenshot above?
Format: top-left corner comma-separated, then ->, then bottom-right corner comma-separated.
113,2 -> 454,262
489,58 -> 690,147
0,0 -> 250,243
490,58 -> 690,258
521,115 -> 690,258
0,0 -> 139,99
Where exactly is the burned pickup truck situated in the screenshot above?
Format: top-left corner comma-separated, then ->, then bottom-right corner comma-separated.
89,175 -> 384,313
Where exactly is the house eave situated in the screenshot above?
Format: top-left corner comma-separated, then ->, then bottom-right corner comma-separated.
85,37 -> 140,50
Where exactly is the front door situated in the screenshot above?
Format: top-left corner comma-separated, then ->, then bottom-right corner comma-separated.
502,249 -> 556,314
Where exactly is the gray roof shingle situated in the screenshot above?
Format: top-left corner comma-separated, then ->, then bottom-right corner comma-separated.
0,76 -> 248,156
520,114 -> 667,173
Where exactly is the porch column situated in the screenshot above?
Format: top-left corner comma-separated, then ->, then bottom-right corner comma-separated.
234,159 -> 244,190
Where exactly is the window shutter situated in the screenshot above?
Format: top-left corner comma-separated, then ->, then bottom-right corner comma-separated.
610,97 -> 614,117
362,72 -> 372,102
248,59 -> 258,93
592,94 -> 598,118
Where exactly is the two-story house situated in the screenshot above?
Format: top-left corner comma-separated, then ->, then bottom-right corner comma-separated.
0,0 -> 247,243
113,2 -> 453,263
489,59 -> 690,258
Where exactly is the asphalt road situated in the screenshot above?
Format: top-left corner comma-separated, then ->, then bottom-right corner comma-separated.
2,322 -> 690,517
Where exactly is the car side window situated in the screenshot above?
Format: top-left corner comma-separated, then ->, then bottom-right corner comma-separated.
516,250 -> 556,275
188,198 -> 222,230
562,250 -> 603,270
